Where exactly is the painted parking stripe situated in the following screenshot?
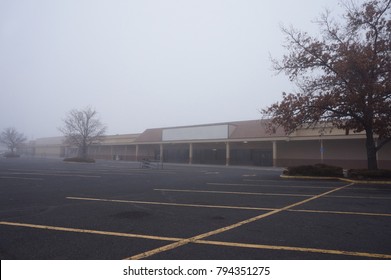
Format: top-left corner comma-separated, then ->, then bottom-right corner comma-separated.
327,195 -> 391,200
5,168 -> 162,175
127,183 -> 354,260
66,196 -> 274,211
67,196 -> 391,218
195,240 -> 391,259
155,188 -> 313,197
2,220 -> 390,259
0,176 -> 44,181
0,172 -> 100,178
0,221 -> 180,242
156,188 -> 391,200
3,170 -> 140,177
208,182 -> 336,189
243,179 -> 335,186
292,208 -> 391,217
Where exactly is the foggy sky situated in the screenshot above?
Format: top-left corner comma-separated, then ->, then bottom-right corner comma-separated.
0,0 -> 349,139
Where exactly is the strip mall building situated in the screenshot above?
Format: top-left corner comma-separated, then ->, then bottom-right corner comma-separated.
28,120 -> 391,169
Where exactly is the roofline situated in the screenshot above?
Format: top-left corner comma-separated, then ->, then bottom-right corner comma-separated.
131,133 -> 367,145
144,119 -> 264,131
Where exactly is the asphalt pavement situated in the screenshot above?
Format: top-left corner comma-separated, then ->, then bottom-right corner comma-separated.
1,157 -> 391,260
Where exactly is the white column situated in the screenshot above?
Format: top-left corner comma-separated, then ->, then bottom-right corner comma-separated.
226,142 -> 230,166
159,144 -> 163,163
189,143 -> 193,164
273,141 -> 277,167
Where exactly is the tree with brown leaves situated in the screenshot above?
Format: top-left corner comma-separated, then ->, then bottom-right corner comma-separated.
263,0 -> 391,170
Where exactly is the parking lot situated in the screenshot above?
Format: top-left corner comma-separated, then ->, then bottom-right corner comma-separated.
1,157 -> 391,260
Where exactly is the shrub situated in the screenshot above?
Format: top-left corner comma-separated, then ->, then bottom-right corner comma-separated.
63,157 -> 95,163
3,152 -> 20,158
347,169 -> 391,180
284,163 -> 343,177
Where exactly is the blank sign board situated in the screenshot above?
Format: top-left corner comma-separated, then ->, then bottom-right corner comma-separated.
162,125 -> 229,141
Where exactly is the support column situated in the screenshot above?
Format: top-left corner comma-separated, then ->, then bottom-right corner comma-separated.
376,139 -> 379,168
226,142 -> 230,166
135,144 -> 139,162
189,143 -> 193,164
159,144 -> 163,163
273,141 -> 277,167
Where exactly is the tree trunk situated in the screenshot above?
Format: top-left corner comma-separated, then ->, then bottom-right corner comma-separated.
79,143 -> 88,159
365,130 -> 378,170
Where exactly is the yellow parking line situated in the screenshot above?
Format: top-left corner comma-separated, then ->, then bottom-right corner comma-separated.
66,196 -> 274,211
195,240 -> 391,259
242,180 -> 335,189
208,182 -> 336,189
127,183 -> 354,260
163,188 -> 391,200
0,221 -> 180,242
67,196 -> 391,218
0,172 -> 100,178
291,209 -> 391,217
2,220 -> 390,259
327,195 -> 391,200
345,186 -> 391,191
155,188 -> 313,197
0,176 -> 44,181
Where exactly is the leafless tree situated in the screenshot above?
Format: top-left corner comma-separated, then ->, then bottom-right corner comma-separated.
59,107 -> 106,159
0,127 -> 27,154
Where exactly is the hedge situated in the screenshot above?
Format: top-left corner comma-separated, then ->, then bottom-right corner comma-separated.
347,169 -> 391,180
284,163 -> 344,177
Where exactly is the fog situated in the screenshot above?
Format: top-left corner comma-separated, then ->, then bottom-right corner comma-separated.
0,0 -> 348,139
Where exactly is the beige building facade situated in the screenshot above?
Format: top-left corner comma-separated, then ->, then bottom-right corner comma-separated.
26,120 -> 391,169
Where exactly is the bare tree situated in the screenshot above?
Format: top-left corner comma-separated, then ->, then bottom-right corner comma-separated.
263,0 -> 391,170
0,127 -> 27,154
59,107 -> 106,160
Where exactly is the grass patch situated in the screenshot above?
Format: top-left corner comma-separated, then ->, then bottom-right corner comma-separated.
63,157 -> 95,163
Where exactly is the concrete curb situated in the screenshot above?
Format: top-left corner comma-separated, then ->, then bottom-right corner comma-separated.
280,175 -> 391,185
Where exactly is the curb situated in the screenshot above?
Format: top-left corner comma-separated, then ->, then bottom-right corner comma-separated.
280,175 -> 391,185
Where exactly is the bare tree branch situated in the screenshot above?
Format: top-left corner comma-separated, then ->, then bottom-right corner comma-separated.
0,128 -> 27,154
59,106 -> 106,159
